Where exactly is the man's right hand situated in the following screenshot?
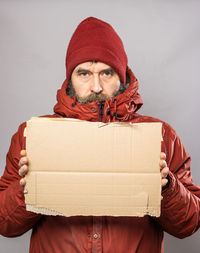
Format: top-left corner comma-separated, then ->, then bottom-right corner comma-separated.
18,150 -> 29,187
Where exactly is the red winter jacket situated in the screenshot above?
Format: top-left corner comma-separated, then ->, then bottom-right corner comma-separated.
0,67 -> 200,253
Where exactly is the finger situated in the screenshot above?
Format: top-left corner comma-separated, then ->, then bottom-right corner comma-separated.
162,178 -> 168,187
20,178 -> 26,187
160,152 -> 166,160
19,157 -> 29,167
159,159 -> 167,170
161,167 -> 169,179
20,150 -> 27,157
19,164 -> 28,177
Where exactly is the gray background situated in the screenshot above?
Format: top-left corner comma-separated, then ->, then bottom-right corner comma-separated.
0,0 -> 199,252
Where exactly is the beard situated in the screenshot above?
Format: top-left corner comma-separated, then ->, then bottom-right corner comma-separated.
66,79 -> 128,104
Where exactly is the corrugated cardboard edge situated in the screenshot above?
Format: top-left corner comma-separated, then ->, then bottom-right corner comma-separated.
26,202 -> 160,218
26,205 -> 65,216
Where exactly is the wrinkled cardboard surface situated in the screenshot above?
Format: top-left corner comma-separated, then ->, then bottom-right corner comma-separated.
24,117 -> 163,217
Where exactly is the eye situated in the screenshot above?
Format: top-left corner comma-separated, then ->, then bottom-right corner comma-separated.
101,70 -> 113,78
80,72 -> 87,76
104,71 -> 111,76
78,72 -> 90,77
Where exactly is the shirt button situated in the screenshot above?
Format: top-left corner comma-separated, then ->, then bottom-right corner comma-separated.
93,233 -> 98,239
91,107 -> 95,112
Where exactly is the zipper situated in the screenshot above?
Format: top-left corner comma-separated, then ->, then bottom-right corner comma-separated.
98,103 -> 104,122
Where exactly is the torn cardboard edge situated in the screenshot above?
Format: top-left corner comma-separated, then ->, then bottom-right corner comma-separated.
26,205 -> 65,216
26,199 -> 161,218
25,117 -> 163,217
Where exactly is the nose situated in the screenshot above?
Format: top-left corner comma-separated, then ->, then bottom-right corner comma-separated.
91,75 -> 103,93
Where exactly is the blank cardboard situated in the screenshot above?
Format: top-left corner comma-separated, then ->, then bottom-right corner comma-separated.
24,117 -> 163,217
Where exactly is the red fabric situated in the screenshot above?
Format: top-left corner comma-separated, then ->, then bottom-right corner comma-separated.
66,17 -> 128,84
0,67 -> 200,253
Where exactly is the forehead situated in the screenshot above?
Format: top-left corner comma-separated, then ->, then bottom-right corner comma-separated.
73,61 -> 112,72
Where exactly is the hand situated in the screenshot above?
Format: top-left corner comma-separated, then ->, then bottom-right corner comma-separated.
160,152 -> 169,188
18,150 -> 29,187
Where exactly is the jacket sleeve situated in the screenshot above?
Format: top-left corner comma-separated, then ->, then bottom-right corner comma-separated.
0,123 -> 41,237
156,123 -> 200,238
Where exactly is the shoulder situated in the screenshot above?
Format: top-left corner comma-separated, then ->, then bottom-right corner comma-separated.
13,114 -> 63,145
131,113 -> 177,138
131,113 -> 169,125
130,114 -> 186,165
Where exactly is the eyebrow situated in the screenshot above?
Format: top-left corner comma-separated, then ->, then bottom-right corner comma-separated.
75,67 -> 115,74
100,67 -> 115,73
76,68 -> 91,74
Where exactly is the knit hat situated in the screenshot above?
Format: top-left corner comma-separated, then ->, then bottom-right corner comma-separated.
66,17 -> 128,84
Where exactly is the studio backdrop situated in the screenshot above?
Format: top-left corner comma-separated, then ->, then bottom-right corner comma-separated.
0,0 -> 199,252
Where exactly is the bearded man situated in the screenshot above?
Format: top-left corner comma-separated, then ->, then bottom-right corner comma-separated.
0,17 -> 200,253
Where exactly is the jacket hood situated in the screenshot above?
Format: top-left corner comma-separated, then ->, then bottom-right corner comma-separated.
53,66 -> 143,122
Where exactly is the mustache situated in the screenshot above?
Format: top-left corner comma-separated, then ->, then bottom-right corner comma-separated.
76,92 -> 109,104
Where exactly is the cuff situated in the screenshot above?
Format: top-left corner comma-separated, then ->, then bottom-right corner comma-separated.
161,170 -> 176,198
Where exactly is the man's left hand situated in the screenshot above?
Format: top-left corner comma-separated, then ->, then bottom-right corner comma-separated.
160,152 -> 169,188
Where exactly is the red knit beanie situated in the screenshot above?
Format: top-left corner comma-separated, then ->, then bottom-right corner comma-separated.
66,17 -> 128,84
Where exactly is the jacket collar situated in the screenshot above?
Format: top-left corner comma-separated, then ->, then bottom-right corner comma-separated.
53,67 -> 143,122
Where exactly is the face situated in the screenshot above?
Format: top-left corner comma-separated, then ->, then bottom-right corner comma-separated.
71,61 -> 121,104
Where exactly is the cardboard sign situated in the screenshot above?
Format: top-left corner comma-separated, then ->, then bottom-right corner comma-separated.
24,117 -> 163,217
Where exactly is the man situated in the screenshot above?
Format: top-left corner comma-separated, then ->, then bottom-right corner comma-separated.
0,17 -> 199,253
